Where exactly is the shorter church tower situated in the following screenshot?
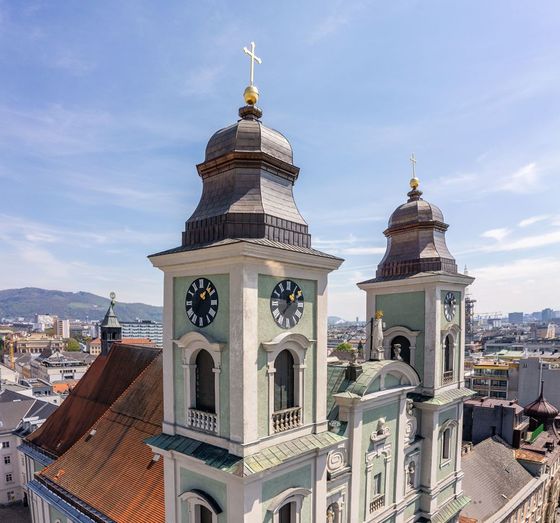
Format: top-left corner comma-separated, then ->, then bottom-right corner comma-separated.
100,292 -> 122,356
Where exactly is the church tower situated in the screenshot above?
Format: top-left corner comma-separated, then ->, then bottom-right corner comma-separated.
148,43 -> 343,522
100,292 -> 122,356
357,165 -> 475,518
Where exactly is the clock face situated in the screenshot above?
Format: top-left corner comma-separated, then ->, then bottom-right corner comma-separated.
444,291 -> 457,322
185,278 -> 219,328
270,279 -> 305,329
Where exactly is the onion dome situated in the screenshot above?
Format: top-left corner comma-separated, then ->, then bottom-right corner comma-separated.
182,104 -> 310,248
375,178 -> 457,280
525,382 -> 559,425
205,106 -> 293,165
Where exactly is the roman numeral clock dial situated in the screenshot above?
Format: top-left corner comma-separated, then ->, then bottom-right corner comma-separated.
270,279 -> 304,329
185,278 -> 219,328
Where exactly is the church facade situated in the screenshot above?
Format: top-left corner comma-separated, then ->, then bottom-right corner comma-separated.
146,68 -> 475,522
17,48 -> 476,523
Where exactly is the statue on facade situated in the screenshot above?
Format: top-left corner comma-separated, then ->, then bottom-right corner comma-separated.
372,310 -> 384,360
393,343 -> 402,361
407,461 -> 416,489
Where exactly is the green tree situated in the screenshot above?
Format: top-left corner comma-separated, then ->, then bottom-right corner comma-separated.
66,338 -> 80,351
336,341 -> 353,352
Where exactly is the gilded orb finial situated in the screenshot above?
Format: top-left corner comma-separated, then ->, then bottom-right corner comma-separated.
109,291 -> 116,304
242,41 -> 262,106
409,153 -> 419,189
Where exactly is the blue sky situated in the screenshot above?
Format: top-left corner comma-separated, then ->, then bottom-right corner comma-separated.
1,1 -> 559,320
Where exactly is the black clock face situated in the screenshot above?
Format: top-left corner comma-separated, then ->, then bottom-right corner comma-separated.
444,291 -> 457,322
270,279 -> 304,329
185,278 -> 219,328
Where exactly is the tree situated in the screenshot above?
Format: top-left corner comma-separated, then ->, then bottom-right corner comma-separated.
66,338 -> 80,351
336,341 -> 353,352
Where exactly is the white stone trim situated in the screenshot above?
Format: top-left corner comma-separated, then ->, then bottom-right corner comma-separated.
268,487 -> 312,523
179,489 -> 221,523
365,444 -> 392,516
262,332 -> 313,434
382,325 -> 421,364
175,331 -> 225,434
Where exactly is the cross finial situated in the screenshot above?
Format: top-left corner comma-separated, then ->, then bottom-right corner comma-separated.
243,41 -> 261,86
242,41 -> 262,106
409,152 -> 420,190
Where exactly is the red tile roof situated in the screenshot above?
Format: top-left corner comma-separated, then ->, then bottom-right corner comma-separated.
26,344 -> 160,457
39,354 -> 164,523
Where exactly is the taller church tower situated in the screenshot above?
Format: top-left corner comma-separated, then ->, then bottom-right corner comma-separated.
148,44 -> 343,522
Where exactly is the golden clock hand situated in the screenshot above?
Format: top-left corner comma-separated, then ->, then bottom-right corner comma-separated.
289,293 -> 295,302
200,291 -> 207,300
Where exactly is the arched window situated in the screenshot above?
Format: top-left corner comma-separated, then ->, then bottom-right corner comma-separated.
197,505 -> 213,523
274,350 -> 295,412
195,350 -> 215,413
279,502 -> 294,523
442,427 -> 451,460
390,336 -> 411,365
444,335 -> 453,373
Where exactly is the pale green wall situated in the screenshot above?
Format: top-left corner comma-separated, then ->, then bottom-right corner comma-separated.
376,292 -> 425,381
404,497 -> 421,519
360,402 -> 399,522
262,465 -> 312,523
179,468 -> 227,523
173,274 -> 230,437
49,504 -> 69,523
437,484 -> 455,505
257,275 -> 317,438
437,407 -> 457,482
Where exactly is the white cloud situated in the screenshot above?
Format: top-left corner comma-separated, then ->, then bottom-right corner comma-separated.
518,215 -> 550,227
497,230 -> 560,252
470,257 -> 560,312
499,162 -> 540,193
342,246 -> 386,255
481,228 -> 511,242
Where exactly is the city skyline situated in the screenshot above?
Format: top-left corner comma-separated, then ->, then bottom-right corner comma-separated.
1,1 -> 560,319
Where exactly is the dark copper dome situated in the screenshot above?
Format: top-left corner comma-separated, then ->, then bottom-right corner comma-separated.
525,386 -> 559,422
375,187 -> 457,280
181,105 -> 310,248
205,115 -> 293,165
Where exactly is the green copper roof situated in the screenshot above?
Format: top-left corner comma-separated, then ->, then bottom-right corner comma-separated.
146,430 -> 346,477
100,300 -> 121,329
431,495 -> 470,523
410,388 -> 476,406
326,365 -> 351,420
344,360 -> 392,396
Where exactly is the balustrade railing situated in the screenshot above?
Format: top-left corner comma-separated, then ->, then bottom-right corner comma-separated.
443,370 -> 454,384
187,408 -> 217,434
272,406 -> 302,433
369,494 -> 385,513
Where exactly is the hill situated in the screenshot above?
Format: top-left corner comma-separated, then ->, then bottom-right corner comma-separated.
0,288 -> 162,322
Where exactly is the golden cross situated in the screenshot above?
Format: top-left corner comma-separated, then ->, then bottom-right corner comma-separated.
243,41 -> 262,86
409,153 -> 417,178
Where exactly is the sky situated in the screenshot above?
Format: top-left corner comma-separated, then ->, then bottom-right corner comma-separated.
1,1 -> 559,320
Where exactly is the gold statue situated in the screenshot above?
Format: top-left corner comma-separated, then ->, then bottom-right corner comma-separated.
242,41 -> 262,105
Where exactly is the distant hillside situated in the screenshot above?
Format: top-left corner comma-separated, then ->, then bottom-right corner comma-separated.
0,288 -> 162,322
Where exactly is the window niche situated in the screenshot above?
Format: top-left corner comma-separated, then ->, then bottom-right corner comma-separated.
174,331 -> 225,436
382,326 -> 420,368
179,490 -> 222,523
441,324 -> 460,386
267,487 -> 312,523
262,333 -> 313,435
